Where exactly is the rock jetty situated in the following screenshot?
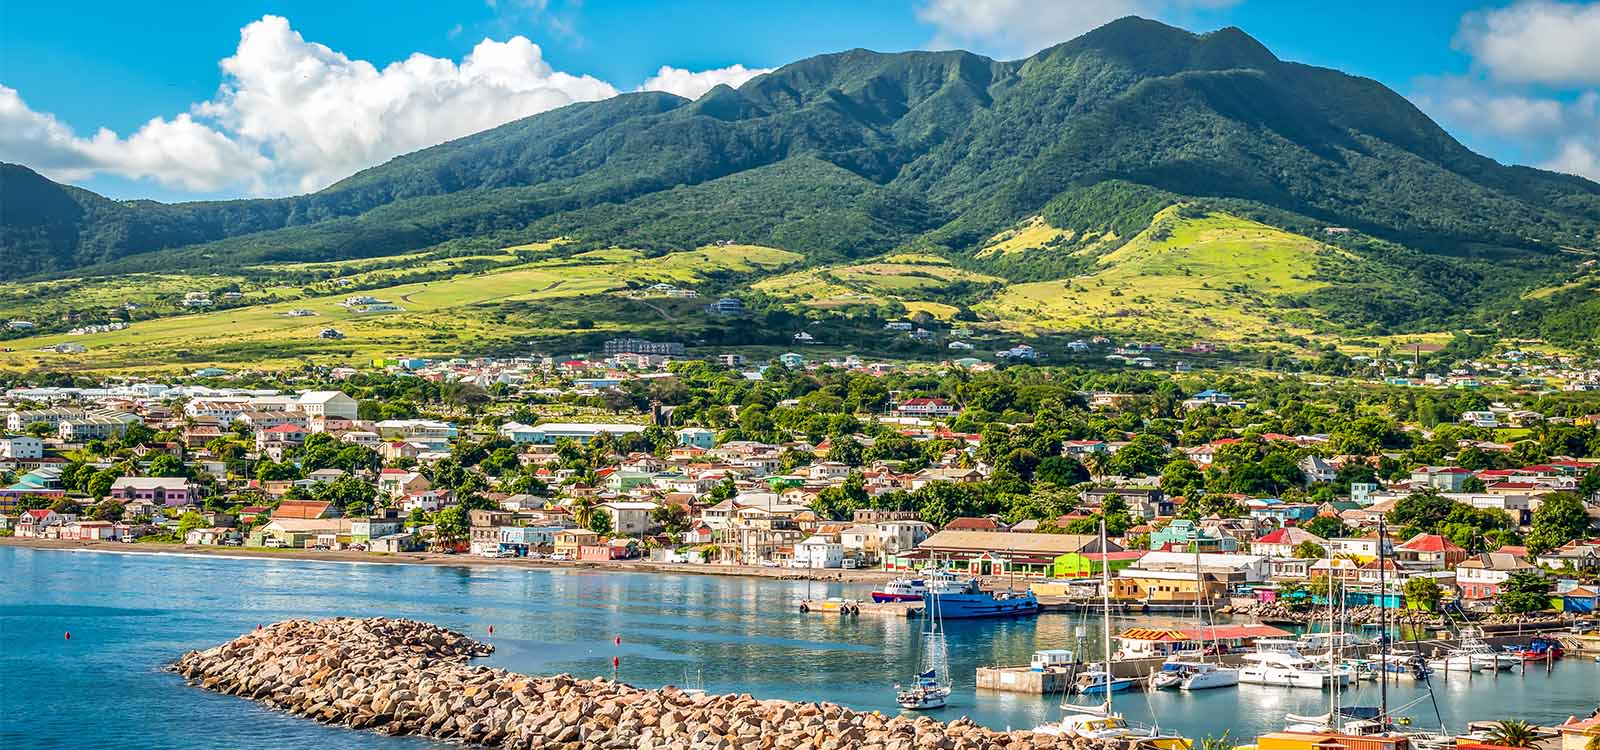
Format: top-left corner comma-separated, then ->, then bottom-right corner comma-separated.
173,617 -> 1115,750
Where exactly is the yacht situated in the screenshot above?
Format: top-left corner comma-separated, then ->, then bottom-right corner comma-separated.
1239,640 -> 1350,688
1428,630 -> 1520,672
1032,520 -> 1191,750
1072,664 -> 1137,695
922,571 -> 1038,619
871,577 -> 927,603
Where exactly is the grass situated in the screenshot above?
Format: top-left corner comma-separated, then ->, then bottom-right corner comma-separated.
977,207 -> 1344,343
975,216 -> 1073,258
754,258 -> 1002,314
0,244 -> 797,373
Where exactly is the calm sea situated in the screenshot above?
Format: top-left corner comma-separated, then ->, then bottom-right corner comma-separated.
3,545 -> 1594,749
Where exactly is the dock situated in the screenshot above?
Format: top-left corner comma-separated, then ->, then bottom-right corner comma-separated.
976,664 -> 1080,694
798,599 -> 923,618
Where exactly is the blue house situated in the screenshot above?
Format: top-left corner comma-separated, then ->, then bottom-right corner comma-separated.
676,427 -> 716,450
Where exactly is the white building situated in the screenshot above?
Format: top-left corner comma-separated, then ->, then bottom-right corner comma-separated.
795,535 -> 844,569
0,435 -> 45,459
297,391 -> 359,421
597,501 -> 660,537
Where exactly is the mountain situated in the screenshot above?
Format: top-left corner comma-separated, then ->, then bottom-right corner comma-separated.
3,17 -> 1599,338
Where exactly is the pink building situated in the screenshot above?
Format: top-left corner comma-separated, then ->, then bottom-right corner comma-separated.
109,477 -> 197,507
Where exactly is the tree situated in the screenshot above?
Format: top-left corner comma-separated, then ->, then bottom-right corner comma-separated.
176,510 -> 206,542
708,478 -> 737,503
314,475 -> 377,515
147,454 -> 188,478
1036,455 -> 1089,486
651,504 -> 690,539
1527,492 -> 1592,554
50,496 -> 82,514
570,497 -> 595,529
1159,459 -> 1204,500
86,468 -> 119,499
1484,720 -> 1539,749
588,508 -> 613,536
1496,570 -> 1552,614
87,500 -> 124,522
826,438 -> 864,466
1303,515 -> 1351,541
432,505 -> 469,550
1404,576 -> 1442,612
1293,541 -> 1327,559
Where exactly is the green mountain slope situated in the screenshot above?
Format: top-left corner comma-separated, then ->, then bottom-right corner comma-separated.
3,16 -> 1599,343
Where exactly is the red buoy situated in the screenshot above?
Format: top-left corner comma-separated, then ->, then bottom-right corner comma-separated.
64,631 -> 70,640
488,624 -> 494,635
614,635 -> 621,646
612,656 -> 619,668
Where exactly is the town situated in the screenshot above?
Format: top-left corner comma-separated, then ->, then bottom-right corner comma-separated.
4,338 -> 1598,627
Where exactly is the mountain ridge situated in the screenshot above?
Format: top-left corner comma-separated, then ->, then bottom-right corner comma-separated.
2,15 -> 1597,342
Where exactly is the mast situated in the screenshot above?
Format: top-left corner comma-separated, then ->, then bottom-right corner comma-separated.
1378,516 -> 1388,720
1328,543 -> 1337,722
1101,518 -> 1114,716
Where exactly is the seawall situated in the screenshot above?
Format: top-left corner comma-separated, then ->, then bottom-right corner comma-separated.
172,617 -> 1109,750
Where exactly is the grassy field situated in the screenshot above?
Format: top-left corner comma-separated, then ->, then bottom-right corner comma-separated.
977,207 -> 1344,343
0,244 -> 799,373
975,215 -> 1073,258
754,254 -> 1002,316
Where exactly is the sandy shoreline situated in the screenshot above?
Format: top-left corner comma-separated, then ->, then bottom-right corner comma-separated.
0,537 -> 898,583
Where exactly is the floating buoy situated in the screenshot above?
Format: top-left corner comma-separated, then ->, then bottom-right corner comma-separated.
64,631 -> 70,640
488,624 -> 494,635
257,624 -> 263,631
614,635 -> 621,646
612,656 -> 619,668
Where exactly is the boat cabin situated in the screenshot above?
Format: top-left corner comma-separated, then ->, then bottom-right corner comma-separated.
1115,624 -> 1293,660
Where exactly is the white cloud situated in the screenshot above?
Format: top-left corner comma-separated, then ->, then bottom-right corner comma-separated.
636,64 -> 773,100
0,85 -> 268,193
916,0 -> 1238,58
1456,1 -> 1600,85
0,15 -> 778,198
1413,80 -> 1600,181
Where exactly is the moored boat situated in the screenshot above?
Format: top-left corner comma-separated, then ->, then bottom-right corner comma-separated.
923,572 -> 1038,619
871,577 -> 927,603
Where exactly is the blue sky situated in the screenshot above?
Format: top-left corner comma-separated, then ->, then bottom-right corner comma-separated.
2,0 -> 1597,201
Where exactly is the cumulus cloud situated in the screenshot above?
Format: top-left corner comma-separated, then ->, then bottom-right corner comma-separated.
1414,81 -> 1600,181
1,15 -> 772,198
1456,1 -> 1600,85
636,64 -> 772,99
916,0 -> 1238,58
0,85 -> 269,193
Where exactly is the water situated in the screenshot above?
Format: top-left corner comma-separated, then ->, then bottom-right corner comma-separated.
3,546 -> 1594,749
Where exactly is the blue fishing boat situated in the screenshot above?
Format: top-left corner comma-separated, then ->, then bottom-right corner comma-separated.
923,572 -> 1039,619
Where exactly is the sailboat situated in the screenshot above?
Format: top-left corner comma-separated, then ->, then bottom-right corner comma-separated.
896,577 -> 951,710
1160,543 -> 1240,691
1033,521 -> 1193,750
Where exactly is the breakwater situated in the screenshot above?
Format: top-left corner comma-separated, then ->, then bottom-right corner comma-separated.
172,617 -> 1108,750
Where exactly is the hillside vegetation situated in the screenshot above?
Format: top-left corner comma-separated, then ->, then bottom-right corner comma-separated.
3,16 -> 1600,352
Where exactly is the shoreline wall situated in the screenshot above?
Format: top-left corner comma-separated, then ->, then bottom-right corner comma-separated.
172,617 -> 1108,750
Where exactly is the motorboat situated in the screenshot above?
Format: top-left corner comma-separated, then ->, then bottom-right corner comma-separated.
923,571 -> 1038,619
1428,630 -> 1520,671
1032,713 -> 1192,749
1033,520 -> 1192,750
871,577 -> 927,603
1509,636 -> 1564,661
1175,661 -> 1240,690
1074,665 -> 1137,695
1239,640 -> 1349,688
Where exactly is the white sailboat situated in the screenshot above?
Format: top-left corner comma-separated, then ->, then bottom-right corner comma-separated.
1167,544 -> 1239,691
1427,627 -> 1520,672
1033,521 -> 1193,750
896,581 -> 951,710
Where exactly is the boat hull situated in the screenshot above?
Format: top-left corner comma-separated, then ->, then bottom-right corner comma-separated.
1180,669 -> 1240,690
871,592 -> 923,603
925,592 -> 1039,619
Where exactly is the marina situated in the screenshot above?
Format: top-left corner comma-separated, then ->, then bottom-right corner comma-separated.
5,546 -> 1598,749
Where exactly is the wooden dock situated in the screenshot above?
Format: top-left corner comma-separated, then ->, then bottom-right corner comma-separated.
797,599 -> 922,618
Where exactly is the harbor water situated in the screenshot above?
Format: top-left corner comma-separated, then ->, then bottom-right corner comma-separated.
3,545 -> 1595,749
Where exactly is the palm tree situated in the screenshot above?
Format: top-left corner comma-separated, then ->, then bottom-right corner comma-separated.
1485,719 -> 1539,749
570,496 -> 595,530
1584,731 -> 1599,750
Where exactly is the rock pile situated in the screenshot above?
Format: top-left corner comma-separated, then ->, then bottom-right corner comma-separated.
174,617 -> 1115,750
